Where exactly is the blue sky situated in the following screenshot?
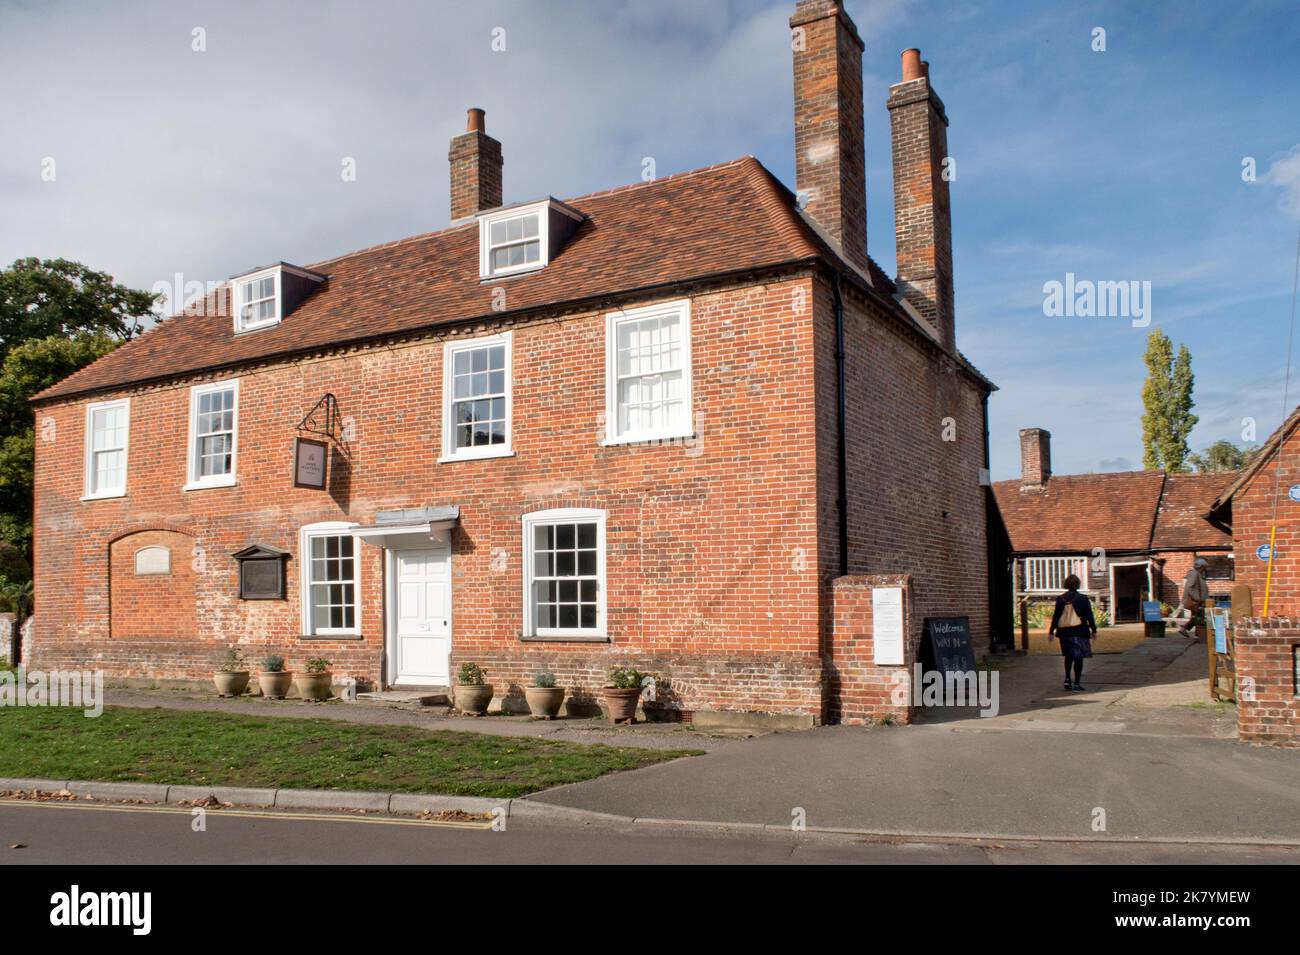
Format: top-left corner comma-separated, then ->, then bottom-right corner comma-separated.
2,0 -> 1298,479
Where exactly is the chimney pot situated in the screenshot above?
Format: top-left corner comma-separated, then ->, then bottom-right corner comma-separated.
448,109 -> 503,221
901,48 -> 923,81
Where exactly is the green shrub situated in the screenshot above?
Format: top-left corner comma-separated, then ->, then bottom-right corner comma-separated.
261,653 -> 285,673
533,670 -> 557,689
305,657 -> 330,674
216,646 -> 246,672
608,667 -> 647,690
458,662 -> 486,686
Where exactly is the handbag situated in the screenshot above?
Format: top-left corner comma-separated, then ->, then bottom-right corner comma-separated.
1058,596 -> 1083,628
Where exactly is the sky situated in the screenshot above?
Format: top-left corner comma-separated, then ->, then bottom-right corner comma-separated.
2,0 -> 1299,480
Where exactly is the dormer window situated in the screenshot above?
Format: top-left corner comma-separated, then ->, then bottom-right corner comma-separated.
229,262 -> 327,334
478,199 -> 583,280
487,212 -> 541,275
234,268 -> 280,332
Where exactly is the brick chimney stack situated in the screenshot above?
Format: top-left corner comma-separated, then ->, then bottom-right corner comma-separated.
1020,428 -> 1051,487
888,48 -> 955,352
449,107 -> 503,222
790,0 -> 869,274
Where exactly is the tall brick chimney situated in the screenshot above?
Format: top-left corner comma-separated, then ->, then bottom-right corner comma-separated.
448,107 -> 502,222
1020,428 -> 1051,487
887,48 -> 955,352
790,0 -> 869,274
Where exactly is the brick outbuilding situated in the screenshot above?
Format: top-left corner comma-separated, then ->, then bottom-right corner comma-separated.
992,429 -> 1235,622
30,2 -> 993,726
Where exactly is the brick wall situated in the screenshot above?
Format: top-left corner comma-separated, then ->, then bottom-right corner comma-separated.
827,574 -> 916,724
108,529 -> 197,640
1233,620 -> 1300,748
1230,431 -> 1300,615
33,276 -> 829,714
815,276 -> 990,673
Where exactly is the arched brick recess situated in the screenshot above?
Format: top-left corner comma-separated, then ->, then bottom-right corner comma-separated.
109,529 -> 197,639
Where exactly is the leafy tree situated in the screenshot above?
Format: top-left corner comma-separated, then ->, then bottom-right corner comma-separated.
1141,329 -> 1198,472
0,333 -> 124,555
0,257 -> 155,353
0,258 -> 158,576
1188,440 -> 1256,473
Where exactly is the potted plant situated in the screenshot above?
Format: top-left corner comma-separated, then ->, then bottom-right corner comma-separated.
257,653 -> 293,699
453,662 -> 493,715
601,667 -> 647,724
213,646 -> 250,697
524,669 -> 566,720
297,656 -> 332,701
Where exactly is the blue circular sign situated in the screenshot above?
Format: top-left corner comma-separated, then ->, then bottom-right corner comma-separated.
1290,484 -> 1300,502
1257,543 -> 1272,561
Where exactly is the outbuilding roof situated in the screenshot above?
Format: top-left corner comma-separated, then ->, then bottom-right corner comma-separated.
991,468 -> 1233,555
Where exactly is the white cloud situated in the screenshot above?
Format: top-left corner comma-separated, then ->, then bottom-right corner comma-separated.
1263,145 -> 1300,218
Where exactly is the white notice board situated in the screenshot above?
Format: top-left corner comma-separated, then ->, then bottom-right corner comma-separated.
872,586 -> 905,665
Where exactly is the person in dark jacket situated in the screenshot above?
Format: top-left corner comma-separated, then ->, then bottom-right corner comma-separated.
1049,574 -> 1098,691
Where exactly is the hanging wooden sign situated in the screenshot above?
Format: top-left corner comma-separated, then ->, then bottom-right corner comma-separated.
294,437 -> 328,489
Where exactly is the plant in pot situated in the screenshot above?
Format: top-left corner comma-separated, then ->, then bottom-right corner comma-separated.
601,667 -> 647,724
524,669 -> 566,720
257,653 -> 293,700
453,662 -> 494,715
297,656 -> 333,701
213,646 -> 250,697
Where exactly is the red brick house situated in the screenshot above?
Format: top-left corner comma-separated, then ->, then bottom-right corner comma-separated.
1207,406 -> 1300,746
29,1 -> 992,726
992,428 -> 1234,622
1209,404 -> 1300,616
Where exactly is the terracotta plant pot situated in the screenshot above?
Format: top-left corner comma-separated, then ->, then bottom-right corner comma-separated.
525,686 -> 566,720
213,671 -> 250,697
454,683 -> 494,715
297,671 -> 333,701
258,671 -> 294,699
601,687 -> 642,724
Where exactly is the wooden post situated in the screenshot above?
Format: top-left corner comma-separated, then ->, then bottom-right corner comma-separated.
1019,599 -> 1029,652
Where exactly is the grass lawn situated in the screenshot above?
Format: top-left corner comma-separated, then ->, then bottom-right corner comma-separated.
0,705 -> 701,798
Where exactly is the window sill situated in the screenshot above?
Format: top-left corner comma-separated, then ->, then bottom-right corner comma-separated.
479,263 -> 545,282
81,491 -> 126,502
183,478 -> 237,491
235,320 -> 281,335
601,431 -> 695,448
437,447 -> 515,464
300,633 -> 363,641
520,633 -> 610,643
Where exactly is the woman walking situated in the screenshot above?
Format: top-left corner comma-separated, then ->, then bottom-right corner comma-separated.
1049,574 -> 1098,691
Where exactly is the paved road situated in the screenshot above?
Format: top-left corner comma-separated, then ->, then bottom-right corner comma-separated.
2,802 -> 1296,864
528,722 -> 1300,841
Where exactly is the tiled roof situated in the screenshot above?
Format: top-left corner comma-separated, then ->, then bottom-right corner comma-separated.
1151,472 -> 1234,549
993,468 -> 1236,555
36,156 -> 980,403
991,471 -> 1166,554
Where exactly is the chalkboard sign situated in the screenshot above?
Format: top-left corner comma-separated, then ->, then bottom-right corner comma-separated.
1141,600 -> 1164,623
921,616 -> 977,677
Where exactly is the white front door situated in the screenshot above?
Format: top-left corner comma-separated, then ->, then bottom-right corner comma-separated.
392,545 -> 451,686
